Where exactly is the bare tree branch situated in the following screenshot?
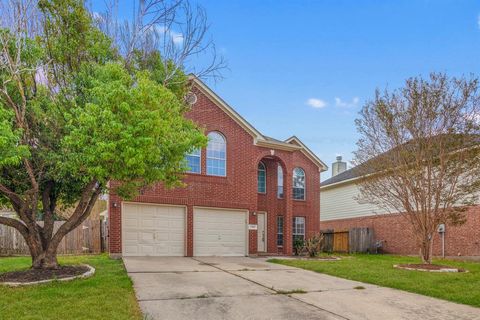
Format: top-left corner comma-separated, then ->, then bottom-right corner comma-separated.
354,73 -> 480,263
95,0 -> 226,84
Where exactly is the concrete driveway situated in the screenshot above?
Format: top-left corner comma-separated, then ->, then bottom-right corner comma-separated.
123,257 -> 480,320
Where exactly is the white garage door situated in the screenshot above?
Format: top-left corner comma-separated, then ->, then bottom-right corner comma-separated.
122,203 -> 185,257
194,208 -> 247,256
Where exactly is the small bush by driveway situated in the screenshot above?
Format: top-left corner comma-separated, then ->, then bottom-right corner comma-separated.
0,255 -> 142,320
269,254 -> 480,308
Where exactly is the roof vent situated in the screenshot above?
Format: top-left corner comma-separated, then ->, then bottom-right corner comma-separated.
185,92 -> 197,105
332,156 -> 347,177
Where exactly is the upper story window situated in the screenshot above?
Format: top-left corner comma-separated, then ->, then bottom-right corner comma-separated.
277,165 -> 284,198
258,162 -> 266,193
206,131 -> 226,176
292,167 -> 305,200
185,148 -> 201,173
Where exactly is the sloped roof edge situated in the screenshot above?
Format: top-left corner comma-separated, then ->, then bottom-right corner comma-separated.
191,77 -> 264,139
285,136 -> 329,172
191,76 -> 327,171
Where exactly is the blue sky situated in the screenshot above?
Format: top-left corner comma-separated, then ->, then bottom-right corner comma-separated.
94,0 -> 480,179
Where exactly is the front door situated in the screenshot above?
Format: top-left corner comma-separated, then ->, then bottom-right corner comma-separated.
257,212 -> 266,252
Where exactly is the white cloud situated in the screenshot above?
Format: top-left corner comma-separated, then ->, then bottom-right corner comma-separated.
306,98 -> 327,109
169,30 -> 184,45
335,97 -> 360,108
154,26 -> 184,45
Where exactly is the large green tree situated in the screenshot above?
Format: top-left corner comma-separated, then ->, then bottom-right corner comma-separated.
0,0 -> 207,269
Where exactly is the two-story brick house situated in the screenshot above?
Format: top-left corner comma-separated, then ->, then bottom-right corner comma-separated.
108,77 -> 327,257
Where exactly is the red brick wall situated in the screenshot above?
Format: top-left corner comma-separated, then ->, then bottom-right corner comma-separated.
321,207 -> 480,256
109,87 -> 321,256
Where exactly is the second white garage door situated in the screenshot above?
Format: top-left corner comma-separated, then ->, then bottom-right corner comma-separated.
194,208 -> 247,256
122,203 -> 185,257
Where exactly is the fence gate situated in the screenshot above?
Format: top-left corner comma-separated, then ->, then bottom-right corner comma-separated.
333,231 -> 349,252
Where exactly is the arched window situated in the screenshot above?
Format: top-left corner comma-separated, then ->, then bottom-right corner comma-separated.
206,131 -> 226,176
257,162 -> 266,193
277,165 -> 284,198
292,168 -> 305,200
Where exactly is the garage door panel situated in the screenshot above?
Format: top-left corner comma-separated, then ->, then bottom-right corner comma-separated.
122,203 -> 185,257
141,245 -> 156,255
142,206 -> 156,215
124,245 -> 139,255
140,219 -> 155,229
123,217 -> 139,228
169,233 -> 185,241
124,230 -> 140,241
168,220 -> 185,229
194,208 -> 247,256
140,231 -> 155,243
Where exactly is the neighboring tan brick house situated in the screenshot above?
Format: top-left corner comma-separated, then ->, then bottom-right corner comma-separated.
321,157 -> 480,257
108,77 -> 328,257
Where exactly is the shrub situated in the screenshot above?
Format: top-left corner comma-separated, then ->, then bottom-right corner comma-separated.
304,233 -> 324,257
293,238 -> 305,256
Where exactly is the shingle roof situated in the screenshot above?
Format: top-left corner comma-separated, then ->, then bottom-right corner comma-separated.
263,135 -> 286,144
321,166 -> 361,186
321,133 -> 480,187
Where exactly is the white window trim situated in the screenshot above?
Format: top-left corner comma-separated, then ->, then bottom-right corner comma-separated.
258,161 -> 266,194
293,167 -> 306,201
206,131 -> 227,177
293,216 -> 306,240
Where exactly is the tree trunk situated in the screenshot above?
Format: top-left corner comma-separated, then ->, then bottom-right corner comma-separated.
420,234 -> 434,264
0,180 -> 101,270
32,250 -> 59,269
27,234 -> 61,270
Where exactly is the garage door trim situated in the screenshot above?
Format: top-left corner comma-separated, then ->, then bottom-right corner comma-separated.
121,202 -> 187,257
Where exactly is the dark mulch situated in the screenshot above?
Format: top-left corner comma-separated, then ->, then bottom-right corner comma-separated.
397,263 -> 466,272
0,265 -> 90,283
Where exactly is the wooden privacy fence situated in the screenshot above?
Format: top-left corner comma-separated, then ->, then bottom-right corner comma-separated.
349,227 -> 375,253
321,228 -> 375,253
333,231 -> 349,252
0,220 -> 106,256
321,230 -> 334,252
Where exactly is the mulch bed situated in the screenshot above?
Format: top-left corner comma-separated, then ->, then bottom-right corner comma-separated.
0,265 -> 90,283
395,264 -> 466,273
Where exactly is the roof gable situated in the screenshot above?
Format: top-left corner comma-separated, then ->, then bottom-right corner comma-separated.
285,136 -> 328,172
192,77 -> 263,139
191,77 -> 327,172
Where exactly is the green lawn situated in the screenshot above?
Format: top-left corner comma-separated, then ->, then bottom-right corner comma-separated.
0,255 -> 142,320
269,254 -> 480,308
